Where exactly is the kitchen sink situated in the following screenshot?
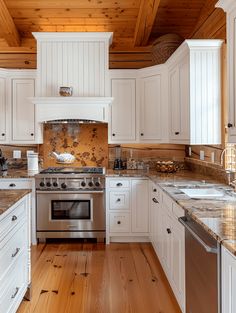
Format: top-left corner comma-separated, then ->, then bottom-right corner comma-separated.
179,188 -> 224,198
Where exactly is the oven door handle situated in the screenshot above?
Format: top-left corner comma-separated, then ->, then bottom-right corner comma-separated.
178,217 -> 218,254
36,190 -> 104,194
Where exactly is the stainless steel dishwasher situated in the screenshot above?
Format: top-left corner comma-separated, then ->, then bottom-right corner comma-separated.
179,215 -> 221,313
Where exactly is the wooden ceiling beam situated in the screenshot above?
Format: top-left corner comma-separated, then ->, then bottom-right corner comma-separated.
133,0 -> 161,46
0,0 -> 20,46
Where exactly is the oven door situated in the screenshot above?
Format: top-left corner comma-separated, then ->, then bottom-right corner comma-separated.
36,190 -> 105,232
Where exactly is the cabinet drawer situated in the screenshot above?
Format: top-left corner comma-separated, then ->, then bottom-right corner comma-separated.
109,191 -> 130,210
109,179 -> 130,189
0,179 -> 32,189
109,212 -> 130,233
0,252 -> 27,313
0,222 -> 27,282
0,198 -> 26,240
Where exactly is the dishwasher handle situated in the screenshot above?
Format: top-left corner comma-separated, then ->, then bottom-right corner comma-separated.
178,216 -> 218,254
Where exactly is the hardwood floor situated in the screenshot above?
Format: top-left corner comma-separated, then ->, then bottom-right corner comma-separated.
18,242 -> 181,313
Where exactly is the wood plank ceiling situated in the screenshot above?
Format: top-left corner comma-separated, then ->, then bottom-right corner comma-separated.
0,0 -> 226,69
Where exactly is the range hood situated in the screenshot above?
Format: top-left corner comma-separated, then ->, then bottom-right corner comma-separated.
31,32 -> 113,123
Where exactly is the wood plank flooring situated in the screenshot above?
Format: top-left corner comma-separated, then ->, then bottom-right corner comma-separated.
18,242 -> 181,313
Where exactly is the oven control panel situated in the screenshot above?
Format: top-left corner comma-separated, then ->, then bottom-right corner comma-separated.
35,176 -> 105,190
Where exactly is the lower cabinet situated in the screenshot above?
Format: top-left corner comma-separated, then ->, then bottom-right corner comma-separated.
106,178 -> 149,243
149,182 -> 185,312
222,246 -> 236,313
0,193 -> 31,313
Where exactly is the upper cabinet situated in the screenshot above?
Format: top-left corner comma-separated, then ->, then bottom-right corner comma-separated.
0,76 -> 7,143
139,65 -> 168,142
167,40 -> 223,145
12,79 -> 36,142
110,76 -> 136,142
0,69 -> 43,144
216,0 -> 236,142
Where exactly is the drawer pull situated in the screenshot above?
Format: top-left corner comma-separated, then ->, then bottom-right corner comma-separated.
12,248 -> 20,258
11,287 -> 19,299
175,132 -> 180,135
152,198 -> 159,203
166,228 -> 171,234
116,198 -> 121,202
9,183 -> 16,187
12,215 -> 17,221
117,221 -> 121,225
116,183 -> 123,187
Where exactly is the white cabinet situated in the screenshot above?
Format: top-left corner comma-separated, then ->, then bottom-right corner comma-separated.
131,179 -> 149,233
139,68 -> 167,142
149,184 -> 185,312
221,246 -> 236,313
110,78 -> 136,142
167,40 -> 223,144
0,179 -> 36,245
0,193 -> 31,313
0,77 -> 7,142
217,0 -> 236,142
12,79 -> 35,142
106,177 -> 149,243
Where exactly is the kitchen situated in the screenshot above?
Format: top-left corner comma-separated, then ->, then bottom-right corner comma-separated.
0,0 -> 235,312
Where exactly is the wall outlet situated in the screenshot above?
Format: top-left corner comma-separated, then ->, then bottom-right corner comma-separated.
188,147 -> 192,156
13,150 -> 21,159
27,150 -> 34,157
211,152 -> 215,163
200,150 -> 204,160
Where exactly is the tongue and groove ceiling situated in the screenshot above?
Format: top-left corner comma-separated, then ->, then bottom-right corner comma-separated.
0,0 -> 226,69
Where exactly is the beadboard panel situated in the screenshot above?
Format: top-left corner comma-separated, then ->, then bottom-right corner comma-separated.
36,40 -> 109,97
190,49 -> 221,145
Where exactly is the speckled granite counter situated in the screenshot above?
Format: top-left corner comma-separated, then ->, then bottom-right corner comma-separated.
107,169 -> 236,256
0,189 -> 31,215
0,169 -> 36,178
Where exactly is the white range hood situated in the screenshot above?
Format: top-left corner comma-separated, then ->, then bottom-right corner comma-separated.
31,32 -> 113,123
32,96 -> 113,123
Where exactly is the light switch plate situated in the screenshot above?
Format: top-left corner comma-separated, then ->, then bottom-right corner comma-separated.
188,147 -> 192,156
27,150 -> 34,157
211,152 -> 215,163
13,150 -> 21,159
200,150 -> 204,160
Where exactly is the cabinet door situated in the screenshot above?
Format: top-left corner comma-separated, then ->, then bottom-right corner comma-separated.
0,78 -> 6,142
171,218 -> 185,312
222,247 -> 236,313
140,75 -> 162,141
131,180 -> 149,233
12,79 -> 35,142
169,60 -> 190,143
110,79 -> 136,142
161,207 -> 172,277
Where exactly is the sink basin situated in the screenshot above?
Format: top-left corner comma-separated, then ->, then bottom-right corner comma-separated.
179,188 -> 224,198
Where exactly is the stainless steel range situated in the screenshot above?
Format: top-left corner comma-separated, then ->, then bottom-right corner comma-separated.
35,167 -> 105,241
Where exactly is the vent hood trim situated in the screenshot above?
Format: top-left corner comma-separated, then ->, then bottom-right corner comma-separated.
30,96 -> 113,123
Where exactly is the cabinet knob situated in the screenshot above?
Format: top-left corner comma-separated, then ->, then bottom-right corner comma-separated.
12,215 -> 17,221
112,133 -> 115,136
140,133 -> 144,136
166,228 -> 171,234
117,221 -> 121,225
117,198 -> 121,202
30,133 -> 34,136
1,133 -> 5,136
9,183 -> 16,187
175,132 -> 180,135
116,183 -> 123,187
228,123 -> 233,128
153,188 -> 157,192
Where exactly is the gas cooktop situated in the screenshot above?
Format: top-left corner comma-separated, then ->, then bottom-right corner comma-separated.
40,167 -> 105,174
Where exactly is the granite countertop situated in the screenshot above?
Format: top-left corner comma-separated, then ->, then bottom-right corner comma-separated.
0,189 -> 31,215
0,169 -> 36,178
107,169 -> 236,256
